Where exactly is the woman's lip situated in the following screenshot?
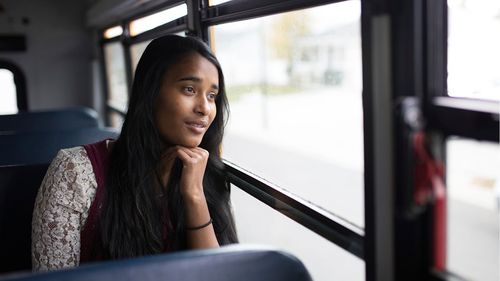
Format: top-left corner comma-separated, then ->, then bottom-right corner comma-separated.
185,122 -> 207,134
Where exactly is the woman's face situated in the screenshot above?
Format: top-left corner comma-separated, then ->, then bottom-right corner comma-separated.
155,52 -> 219,148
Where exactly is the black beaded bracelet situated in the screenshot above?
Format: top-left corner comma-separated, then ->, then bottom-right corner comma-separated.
186,218 -> 213,230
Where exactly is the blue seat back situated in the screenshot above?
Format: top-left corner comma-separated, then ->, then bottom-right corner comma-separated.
0,164 -> 49,273
0,107 -> 99,133
0,128 -> 119,165
0,245 -> 312,281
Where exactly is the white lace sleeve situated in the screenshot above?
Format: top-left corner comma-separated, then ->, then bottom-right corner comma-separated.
31,147 -> 97,271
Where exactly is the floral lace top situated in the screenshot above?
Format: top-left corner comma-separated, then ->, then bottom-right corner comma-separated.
31,147 -> 97,271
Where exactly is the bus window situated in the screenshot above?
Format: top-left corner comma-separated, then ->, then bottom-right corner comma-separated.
231,184 -> 364,281
130,40 -> 152,75
446,2 -> 500,278
104,25 -> 123,40
209,0 -> 232,5
0,68 -> 18,114
213,0 -> 364,227
446,138 -> 499,280
104,42 -> 128,115
129,4 -> 187,37
447,0 -> 500,101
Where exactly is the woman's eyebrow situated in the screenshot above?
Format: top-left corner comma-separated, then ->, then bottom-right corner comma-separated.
178,76 -> 201,82
178,76 -> 219,90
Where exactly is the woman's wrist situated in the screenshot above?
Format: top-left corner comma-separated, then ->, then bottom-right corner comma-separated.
181,187 -> 206,204
186,218 -> 212,230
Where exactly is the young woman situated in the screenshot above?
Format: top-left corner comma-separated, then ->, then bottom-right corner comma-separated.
31,35 -> 238,271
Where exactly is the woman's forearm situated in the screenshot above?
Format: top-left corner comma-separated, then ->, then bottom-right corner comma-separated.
183,190 -> 219,249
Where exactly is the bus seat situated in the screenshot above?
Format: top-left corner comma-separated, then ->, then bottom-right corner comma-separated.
0,245 -> 312,281
0,164 -> 50,273
0,127 -> 119,165
0,107 -> 99,133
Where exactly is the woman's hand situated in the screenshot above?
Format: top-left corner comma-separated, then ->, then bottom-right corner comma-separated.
173,146 -> 209,200
163,146 -> 218,249
158,146 -> 209,198
160,146 -> 219,248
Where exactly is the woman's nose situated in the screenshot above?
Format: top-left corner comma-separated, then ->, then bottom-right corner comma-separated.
194,95 -> 210,115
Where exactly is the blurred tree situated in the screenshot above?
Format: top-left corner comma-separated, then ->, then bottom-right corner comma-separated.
269,11 -> 311,62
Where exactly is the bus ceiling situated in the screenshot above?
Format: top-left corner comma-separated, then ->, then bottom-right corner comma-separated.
86,0 -> 183,28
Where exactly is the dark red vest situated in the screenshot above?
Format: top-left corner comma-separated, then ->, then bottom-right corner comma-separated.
79,139 -> 171,263
80,139 -> 109,263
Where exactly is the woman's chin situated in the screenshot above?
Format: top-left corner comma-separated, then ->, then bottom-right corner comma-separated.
160,136 -> 202,148
179,138 -> 202,148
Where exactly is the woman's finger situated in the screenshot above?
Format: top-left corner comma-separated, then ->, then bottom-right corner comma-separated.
175,147 -> 193,163
177,146 -> 208,162
193,147 -> 208,155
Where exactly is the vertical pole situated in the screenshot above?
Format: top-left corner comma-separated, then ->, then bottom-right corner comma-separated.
187,0 -> 203,39
362,0 -> 395,280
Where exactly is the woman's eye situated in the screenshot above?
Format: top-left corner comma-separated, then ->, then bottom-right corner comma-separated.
207,92 -> 218,100
183,86 -> 195,94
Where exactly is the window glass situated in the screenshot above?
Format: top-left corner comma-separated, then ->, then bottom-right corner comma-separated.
104,25 -> 123,39
129,4 -> 187,37
231,184 -> 365,281
0,69 -> 18,114
448,0 -> 500,101
214,0 -> 364,227
446,138 -> 499,280
130,40 -> 152,75
104,42 -> 128,113
209,0 -> 232,5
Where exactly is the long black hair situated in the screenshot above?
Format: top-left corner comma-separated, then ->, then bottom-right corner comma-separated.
100,35 -> 238,259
